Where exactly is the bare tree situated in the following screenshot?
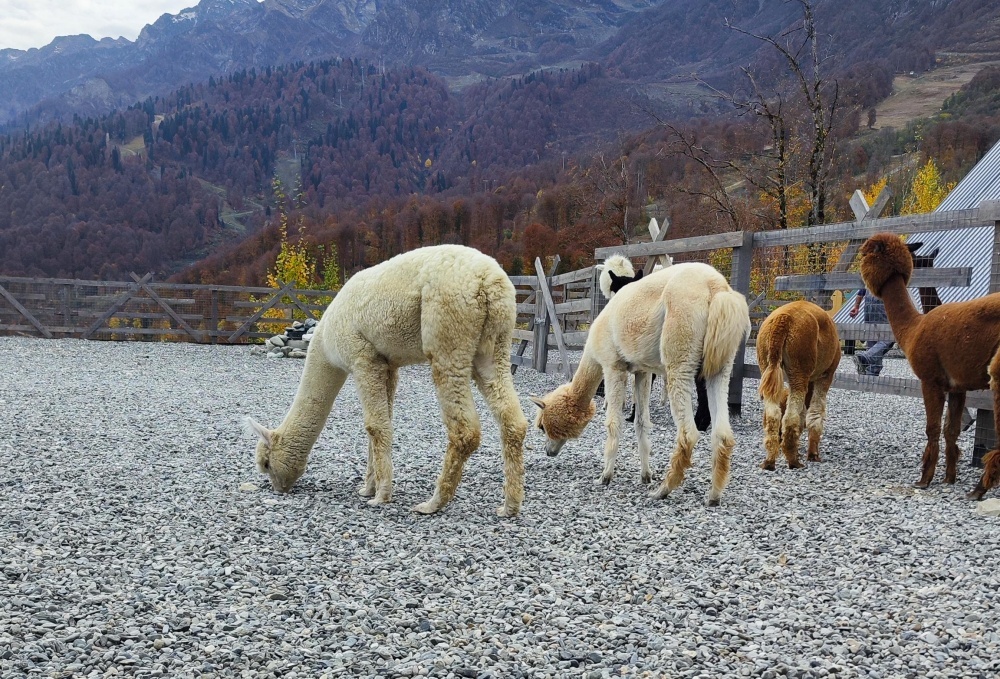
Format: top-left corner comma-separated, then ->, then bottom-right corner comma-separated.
725,0 -> 841,230
577,148 -> 644,244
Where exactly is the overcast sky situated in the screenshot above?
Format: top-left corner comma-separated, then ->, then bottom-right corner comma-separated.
0,1 -> 208,51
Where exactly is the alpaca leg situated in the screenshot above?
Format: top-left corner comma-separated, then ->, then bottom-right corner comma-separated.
599,370 -> 629,485
359,367 -> 398,498
633,371 -> 653,484
915,384 -> 945,488
805,374 -> 833,463
472,345 -> 527,517
414,363 -> 481,514
705,367 -> 735,506
651,365 -> 699,500
359,440 -> 377,498
942,391 -> 966,484
780,381 -> 807,470
694,374 -> 711,432
761,388 -> 784,471
354,359 -> 395,505
968,353 -> 1000,499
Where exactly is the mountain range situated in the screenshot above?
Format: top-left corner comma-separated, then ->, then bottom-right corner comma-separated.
4,0 -> 1000,127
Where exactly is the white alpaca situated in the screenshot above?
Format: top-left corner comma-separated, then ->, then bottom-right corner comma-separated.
531,262 -> 750,506
245,244 -> 528,517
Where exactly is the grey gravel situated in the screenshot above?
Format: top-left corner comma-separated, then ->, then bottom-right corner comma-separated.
2,337 -> 1000,678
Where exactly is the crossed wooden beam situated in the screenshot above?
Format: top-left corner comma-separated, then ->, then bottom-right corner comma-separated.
0,283 -> 53,338
226,281 -> 319,343
83,272 -> 205,341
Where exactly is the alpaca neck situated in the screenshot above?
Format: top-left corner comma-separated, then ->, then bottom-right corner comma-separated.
277,343 -> 348,460
570,350 -> 605,403
879,275 -> 922,353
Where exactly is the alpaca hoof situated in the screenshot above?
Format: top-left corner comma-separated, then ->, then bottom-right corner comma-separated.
599,473 -> 613,486
760,461 -> 776,471
807,454 -> 822,463
913,480 -> 931,489
357,483 -> 376,498
496,503 -> 520,518
640,472 -> 652,485
944,474 -> 957,485
649,485 -> 671,500
966,486 -> 986,501
367,494 -> 391,507
412,500 -> 442,515
706,497 -> 721,508
788,461 -> 804,470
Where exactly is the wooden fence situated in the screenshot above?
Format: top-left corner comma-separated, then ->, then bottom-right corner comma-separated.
0,273 -> 336,343
4,199 -> 999,459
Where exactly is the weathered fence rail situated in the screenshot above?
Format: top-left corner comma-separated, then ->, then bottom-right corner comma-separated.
0,274 -> 335,344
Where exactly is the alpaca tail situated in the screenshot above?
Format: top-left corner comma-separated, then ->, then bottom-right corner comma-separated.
701,289 -> 751,379
597,254 -> 634,300
758,313 -> 792,404
981,449 -> 1000,490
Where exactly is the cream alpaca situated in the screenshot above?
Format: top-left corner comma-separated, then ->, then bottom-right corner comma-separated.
531,262 -> 751,506
246,244 -> 528,516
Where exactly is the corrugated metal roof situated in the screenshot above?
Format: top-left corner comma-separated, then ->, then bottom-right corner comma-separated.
937,139 -> 1000,211
834,138 -> 1000,324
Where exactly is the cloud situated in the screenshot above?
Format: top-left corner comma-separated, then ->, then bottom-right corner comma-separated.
0,1 -> 200,51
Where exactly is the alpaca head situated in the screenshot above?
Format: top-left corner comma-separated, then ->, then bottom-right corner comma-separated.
597,254 -> 635,299
529,385 -> 597,456
609,269 -> 643,295
244,417 -> 305,493
859,233 -> 916,298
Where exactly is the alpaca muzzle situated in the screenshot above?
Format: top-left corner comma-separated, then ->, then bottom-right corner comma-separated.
544,438 -> 566,457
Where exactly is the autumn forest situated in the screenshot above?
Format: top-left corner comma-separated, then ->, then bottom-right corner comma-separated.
2,5 -> 1000,287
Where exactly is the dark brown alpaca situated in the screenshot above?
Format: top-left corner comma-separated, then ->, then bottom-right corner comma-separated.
859,233 -> 1000,498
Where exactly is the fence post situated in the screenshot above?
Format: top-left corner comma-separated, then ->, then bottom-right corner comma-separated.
973,202 -> 1000,466
728,230 -> 754,416
533,261 -> 553,373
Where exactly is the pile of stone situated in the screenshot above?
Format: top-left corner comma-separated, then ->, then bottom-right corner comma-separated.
250,318 -> 317,358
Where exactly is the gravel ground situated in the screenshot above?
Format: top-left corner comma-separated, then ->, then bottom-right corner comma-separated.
2,336 -> 1000,679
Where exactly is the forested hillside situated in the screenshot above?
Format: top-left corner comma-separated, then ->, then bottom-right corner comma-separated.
0,59 -> 649,279
3,18 -> 1000,285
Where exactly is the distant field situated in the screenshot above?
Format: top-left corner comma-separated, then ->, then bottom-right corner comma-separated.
875,60 -> 1000,130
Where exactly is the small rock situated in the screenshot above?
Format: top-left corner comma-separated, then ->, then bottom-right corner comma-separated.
975,498 -> 1000,516
268,335 -> 286,347
239,482 -> 259,492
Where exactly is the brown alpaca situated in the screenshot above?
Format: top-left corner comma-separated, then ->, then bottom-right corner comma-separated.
859,233 -> 1000,498
756,301 -> 841,470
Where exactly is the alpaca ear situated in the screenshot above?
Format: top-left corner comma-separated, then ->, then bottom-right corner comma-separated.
243,416 -> 273,448
529,396 -> 546,410
906,241 -> 923,253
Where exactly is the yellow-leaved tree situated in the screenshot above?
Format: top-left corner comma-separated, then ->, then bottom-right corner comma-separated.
902,159 -> 954,215
256,179 -> 341,336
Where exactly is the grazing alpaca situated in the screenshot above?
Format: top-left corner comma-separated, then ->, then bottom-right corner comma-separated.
531,262 -> 751,506
756,300 -> 841,470
859,233 -> 1000,498
597,254 -> 710,430
245,244 -> 528,516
